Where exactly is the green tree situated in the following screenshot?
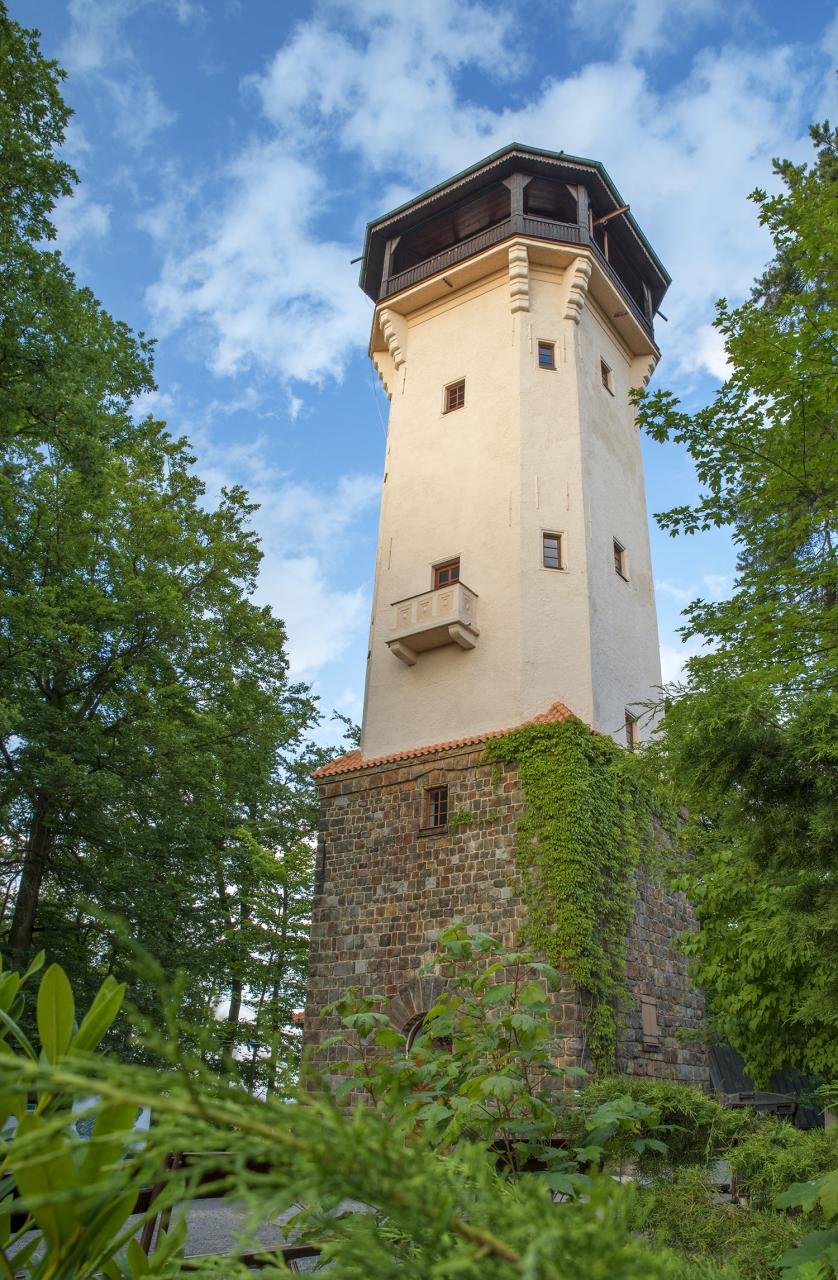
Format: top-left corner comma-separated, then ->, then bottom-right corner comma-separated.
0,5 -> 321,1062
637,124 -> 838,1082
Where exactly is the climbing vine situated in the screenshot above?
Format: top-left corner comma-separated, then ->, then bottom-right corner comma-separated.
484,717 -> 662,1073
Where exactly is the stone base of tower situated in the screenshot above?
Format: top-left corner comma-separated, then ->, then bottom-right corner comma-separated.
304,728 -> 708,1087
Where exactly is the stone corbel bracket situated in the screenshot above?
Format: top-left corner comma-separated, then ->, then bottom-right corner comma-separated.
563,255 -> 592,324
630,353 -> 658,391
508,244 -> 530,313
372,352 -> 393,399
380,307 -> 406,370
373,307 -> 408,400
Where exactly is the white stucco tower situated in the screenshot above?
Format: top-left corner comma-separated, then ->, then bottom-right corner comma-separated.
359,145 -> 667,759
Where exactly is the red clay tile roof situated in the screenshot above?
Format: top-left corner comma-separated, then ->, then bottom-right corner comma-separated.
312,700 -> 580,778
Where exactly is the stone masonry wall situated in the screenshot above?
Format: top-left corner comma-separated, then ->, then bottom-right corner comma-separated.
303,745 -> 708,1086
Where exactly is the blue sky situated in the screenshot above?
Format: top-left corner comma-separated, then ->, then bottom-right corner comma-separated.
17,0 -> 837,747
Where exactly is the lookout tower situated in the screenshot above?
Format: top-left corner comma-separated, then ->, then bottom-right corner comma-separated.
360,144 -> 666,758
305,147 -> 707,1086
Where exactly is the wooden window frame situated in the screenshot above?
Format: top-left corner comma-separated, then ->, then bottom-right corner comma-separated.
542,531 -> 564,571
443,379 -> 466,413
423,785 -> 449,830
613,539 -> 628,580
537,340 -> 556,370
625,710 -> 639,751
600,358 -> 614,394
433,558 -> 460,590
640,996 -> 660,1048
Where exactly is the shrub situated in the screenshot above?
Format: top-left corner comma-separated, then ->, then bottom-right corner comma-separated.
0,947 -> 745,1279
634,1167 -> 803,1279
728,1120 -> 838,1211
574,1075 -> 753,1170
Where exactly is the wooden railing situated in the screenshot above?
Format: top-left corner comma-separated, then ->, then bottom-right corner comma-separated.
590,241 -> 651,332
385,219 -> 520,295
380,213 -> 653,336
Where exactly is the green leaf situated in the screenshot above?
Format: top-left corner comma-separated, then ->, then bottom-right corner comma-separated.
481,983 -> 515,1006
37,964 -> 75,1063
0,976 -> 20,1016
126,1236 -> 150,1276
478,1074 -> 517,1101
574,1144 -> 604,1164
0,1005 -> 37,1060
3,1235 -> 38,1274
778,1227 -> 838,1275
21,951 -> 46,983
71,977 -> 126,1054
777,1180 -> 823,1213
81,1188 -> 138,1267
531,962 -> 563,989
817,1170 -> 838,1220
540,1171 -> 580,1196
12,1116 -> 80,1247
80,1102 -> 138,1182
374,1027 -> 406,1049
147,1216 -> 188,1269
517,980 -> 549,1006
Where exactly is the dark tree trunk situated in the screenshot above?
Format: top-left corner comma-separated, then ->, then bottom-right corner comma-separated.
9,794 -> 53,968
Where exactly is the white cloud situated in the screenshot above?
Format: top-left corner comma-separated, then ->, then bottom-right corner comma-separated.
568,0 -> 724,62
101,75 -> 175,148
702,572 -> 733,599
144,0 -> 836,392
61,0 -> 178,148
256,554 -> 369,678
52,188 -> 111,252
682,323 -> 732,381
252,1 -> 521,182
656,571 -> 733,606
655,578 -> 695,605
660,637 -> 705,686
187,425 -> 379,675
147,145 -> 370,383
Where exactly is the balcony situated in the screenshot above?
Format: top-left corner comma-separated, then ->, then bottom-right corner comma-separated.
387,582 -> 479,666
380,214 -> 652,337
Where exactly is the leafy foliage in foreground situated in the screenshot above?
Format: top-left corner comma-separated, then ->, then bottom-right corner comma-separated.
636,123 -> 838,1084
634,1167 -> 802,1280
728,1121 -> 838,1214
574,1074 -> 753,1171
0,934 -> 787,1280
320,927 -> 672,1194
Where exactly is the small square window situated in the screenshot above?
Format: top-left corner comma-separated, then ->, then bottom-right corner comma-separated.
424,786 -> 448,829
537,341 -> 555,370
444,380 -> 465,413
433,558 -> 460,589
613,539 -> 627,579
625,710 -> 639,750
600,359 -> 614,393
542,532 -> 563,570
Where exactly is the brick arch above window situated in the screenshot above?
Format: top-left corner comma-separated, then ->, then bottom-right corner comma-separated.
388,975 -> 449,1034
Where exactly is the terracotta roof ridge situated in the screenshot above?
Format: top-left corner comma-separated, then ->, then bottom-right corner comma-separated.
312,700 -> 581,779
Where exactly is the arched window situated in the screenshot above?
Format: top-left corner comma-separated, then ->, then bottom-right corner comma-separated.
403,1011 -> 452,1054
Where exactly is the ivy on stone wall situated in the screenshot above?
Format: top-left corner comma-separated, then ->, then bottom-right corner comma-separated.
484,717 -> 659,1074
